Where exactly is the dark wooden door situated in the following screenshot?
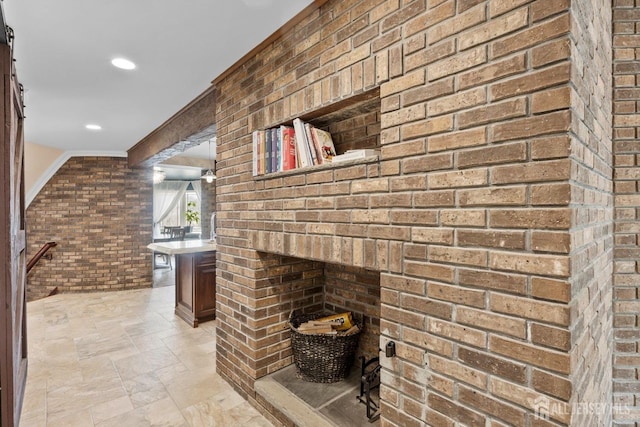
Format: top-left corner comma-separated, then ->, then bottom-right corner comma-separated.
0,42 -> 28,427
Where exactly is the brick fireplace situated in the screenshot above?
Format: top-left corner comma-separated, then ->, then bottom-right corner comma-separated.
211,0 -> 616,426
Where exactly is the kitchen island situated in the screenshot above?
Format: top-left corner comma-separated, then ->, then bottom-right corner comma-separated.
147,240 -> 216,327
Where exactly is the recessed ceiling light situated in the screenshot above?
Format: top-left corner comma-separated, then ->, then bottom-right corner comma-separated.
111,58 -> 136,70
85,124 -> 102,131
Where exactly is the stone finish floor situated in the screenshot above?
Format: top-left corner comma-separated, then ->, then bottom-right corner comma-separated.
19,285 -> 273,427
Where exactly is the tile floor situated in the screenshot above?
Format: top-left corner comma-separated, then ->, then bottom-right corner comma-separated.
153,261 -> 176,288
19,285 -> 274,427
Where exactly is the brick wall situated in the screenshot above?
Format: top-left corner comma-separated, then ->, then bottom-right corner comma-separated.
213,1 -> 615,425
613,1 -> 640,425
26,157 -> 153,300
571,0 -> 614,425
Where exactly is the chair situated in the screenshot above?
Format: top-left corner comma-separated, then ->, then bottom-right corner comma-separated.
153,226 -> 182,270
170,227 -> 185,241
153,227 -> 184,270
154,252 -> 172,270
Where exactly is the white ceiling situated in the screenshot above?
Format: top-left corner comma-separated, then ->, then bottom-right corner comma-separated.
3,0 -> 314,156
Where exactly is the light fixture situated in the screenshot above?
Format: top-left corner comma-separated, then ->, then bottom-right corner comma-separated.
153,169 -> 166,184
111,57 -> 136,70
201,139 -> 216,183
85,124 -> 102,130
201,169 -> 215,183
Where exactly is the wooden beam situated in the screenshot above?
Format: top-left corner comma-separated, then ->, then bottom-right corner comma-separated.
127,85 -> 216,168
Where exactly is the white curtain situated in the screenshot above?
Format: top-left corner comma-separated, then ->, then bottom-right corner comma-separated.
153,181 -> 189,230
189,180 -> 202,201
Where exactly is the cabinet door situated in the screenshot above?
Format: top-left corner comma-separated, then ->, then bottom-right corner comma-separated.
195,252 -> 216,320
176,253 -> 195,311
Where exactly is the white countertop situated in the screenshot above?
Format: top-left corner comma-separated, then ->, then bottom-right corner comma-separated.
147,240 -> 216,255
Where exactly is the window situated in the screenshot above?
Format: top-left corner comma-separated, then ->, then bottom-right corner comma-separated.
185,191 -> 201,233
155,187 -> 201,235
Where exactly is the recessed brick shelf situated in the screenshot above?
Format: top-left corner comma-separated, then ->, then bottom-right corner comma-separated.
254,87 -> 381,180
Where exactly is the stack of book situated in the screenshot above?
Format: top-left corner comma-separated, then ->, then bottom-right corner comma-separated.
252,125 -> 296,176
252,118 -> 337,176
292,118 -> 337,168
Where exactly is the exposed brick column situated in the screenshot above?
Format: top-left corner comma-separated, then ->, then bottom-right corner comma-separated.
212,1 -> 616,425
569,0 -> 614,425
613,1 -> 640,424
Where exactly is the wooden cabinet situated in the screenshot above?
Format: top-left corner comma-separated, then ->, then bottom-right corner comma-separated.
175,250 -> 216,327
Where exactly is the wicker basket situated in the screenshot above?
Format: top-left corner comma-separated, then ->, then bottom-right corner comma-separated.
289,312 -> 362,383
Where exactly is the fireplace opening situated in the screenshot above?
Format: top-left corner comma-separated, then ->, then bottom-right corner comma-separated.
253,254 -> 381,426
